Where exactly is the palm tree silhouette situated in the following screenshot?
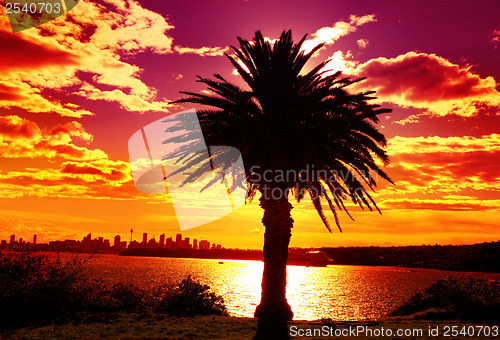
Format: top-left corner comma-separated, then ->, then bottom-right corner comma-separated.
171,30 -> 393,324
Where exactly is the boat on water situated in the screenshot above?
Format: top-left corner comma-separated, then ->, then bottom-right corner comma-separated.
287,251 -> 333,267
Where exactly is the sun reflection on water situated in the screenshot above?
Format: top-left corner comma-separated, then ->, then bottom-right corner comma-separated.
77,254 -> 500,321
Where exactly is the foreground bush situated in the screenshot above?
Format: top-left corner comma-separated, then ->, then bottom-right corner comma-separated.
153,276 -> 227,317
391,275 -> 500,322
0,252 -> 90,323
0,252 -> 226,328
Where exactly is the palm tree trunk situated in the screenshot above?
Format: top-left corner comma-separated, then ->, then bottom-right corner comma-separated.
254,195 -> 294,321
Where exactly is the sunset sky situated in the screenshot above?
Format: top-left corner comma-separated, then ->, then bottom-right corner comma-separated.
1,0 -> 499,249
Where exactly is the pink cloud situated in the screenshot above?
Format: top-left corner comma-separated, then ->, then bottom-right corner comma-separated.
353,52 -> 500,118
492,28 -> 500,48
357,39 -> 368,49
301,14 -> 376,54
173,46 -> 229,56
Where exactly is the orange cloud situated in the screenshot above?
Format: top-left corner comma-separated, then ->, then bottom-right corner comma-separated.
0,115 -> 105,160
0,0 -> 227,117
366,134 -> 500,214
0,80 -> 94,117
0,116 -> 164,200
0,115 -> 41,139
387,134 -> 500,154
380,196 -> 500,212
353,52 -> 500,118
0,15 -> 93,117
60,159 -> 131,183
394,149 -> 500,186
47,121 -> 93,143
0,158 -> 135,199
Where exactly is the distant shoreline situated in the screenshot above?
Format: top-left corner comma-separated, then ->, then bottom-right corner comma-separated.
320,241 -> 500,273
3,240 -> 498,273
118,240 -> 500,273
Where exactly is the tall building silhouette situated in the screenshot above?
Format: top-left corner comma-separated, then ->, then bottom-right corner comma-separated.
113,235 -> 126,251
199,240 -> 210,250
82,233 -> 91,247
165,236 -> 173,248
0,231 -> 225,254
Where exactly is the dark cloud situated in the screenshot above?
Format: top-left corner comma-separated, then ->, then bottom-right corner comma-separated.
0,30 -> 77,72
61,163 -> 105,175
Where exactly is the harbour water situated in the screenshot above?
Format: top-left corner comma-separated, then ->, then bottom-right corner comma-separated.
67,254 -> 500,321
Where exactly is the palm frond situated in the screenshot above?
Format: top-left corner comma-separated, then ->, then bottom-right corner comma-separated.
169,29 -> 393,232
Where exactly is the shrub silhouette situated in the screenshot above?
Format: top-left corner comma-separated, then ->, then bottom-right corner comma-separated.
391,275 -> 500,322
0,252 -> 227,328
154,276 -> 228,317
0,252 -> 89,322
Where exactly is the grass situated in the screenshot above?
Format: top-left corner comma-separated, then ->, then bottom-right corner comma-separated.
3,315 -> 499,339
1,314 -> 257,339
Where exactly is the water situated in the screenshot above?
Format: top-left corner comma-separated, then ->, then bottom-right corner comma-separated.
63,253 -> 500,321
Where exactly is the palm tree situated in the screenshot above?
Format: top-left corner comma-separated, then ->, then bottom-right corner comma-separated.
170,30 -> 393,322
